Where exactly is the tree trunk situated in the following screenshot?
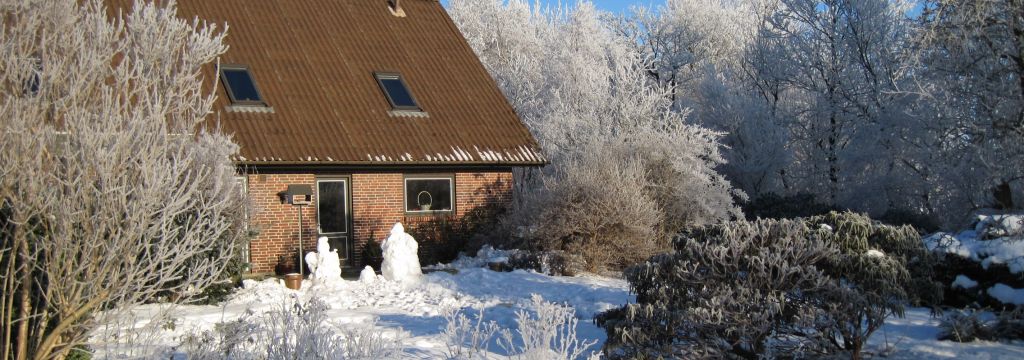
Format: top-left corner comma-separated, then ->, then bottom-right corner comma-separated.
14,226 -> 29,360
828,113 -> 839,206
993,180 -> 1014,209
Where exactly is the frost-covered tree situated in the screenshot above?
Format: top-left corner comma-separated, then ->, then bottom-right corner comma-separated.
610,0 -> 927,216
608,0 -> 792,197
611,0 -> 756,107
448,0 -> 741,270
913,0 -> 1024,214
749,0 -> 917,209
0,0 -> 247,358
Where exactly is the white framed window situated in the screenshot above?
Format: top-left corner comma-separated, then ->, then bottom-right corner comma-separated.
404,176 -> 453,213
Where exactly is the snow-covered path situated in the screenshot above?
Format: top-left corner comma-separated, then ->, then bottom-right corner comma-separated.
92,265 -> 1024,359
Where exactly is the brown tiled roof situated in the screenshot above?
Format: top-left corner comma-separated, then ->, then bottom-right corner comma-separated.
108,0 -> 545,166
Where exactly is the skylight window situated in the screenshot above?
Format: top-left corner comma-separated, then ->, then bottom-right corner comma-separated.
221,65 -> 265,105
374,73 -> 419,111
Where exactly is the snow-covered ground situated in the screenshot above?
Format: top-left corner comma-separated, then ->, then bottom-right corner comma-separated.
924,213 -> 1024,306
90,261 -> 630,359
91,252 -> 1024,359
867,309 -> 1024,359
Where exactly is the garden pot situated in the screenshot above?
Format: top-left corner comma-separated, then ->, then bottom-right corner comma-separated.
284,273 -> 303,290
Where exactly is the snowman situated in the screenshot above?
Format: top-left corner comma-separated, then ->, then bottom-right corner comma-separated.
380,223 -> 422,282
305,237 -> 342,282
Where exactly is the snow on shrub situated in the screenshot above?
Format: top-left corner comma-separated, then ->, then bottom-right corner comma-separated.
442,295 -> 597,360
805,212 -> 943,307
952,275 -> 979,290
180,296 -> 405,359
443,306 -> 502,360
987,284 -> 1024,306
939,308 -> 1024,342
925,212 -> 1024,308
449,0 -> 741,273
598,213 -> 934,359
510,143 -> 663,272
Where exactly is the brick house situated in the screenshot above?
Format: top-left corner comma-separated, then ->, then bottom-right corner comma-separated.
114,0 -> 545,274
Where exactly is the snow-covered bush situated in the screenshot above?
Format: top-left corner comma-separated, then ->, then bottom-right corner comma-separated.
512,142 -> 662,271
181,297 -> 405,359
806,212 -> 943,307
449,0 -> 741,272
598,218 -> 837,358
507,250 -> 583,276
443,295 -> 597,360
599,213 -> 932,359
939,307 -> 1024,342
926,213 -> 1024,308
497,295 -> 598,360
443,306 -> 501,360
0,0 -> 247,358
938,309 -> 990,342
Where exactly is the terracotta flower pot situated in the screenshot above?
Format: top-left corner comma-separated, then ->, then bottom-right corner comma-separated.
284,273 -> 303,290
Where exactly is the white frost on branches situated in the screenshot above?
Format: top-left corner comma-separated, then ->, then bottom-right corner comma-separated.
0,0 -> 246,358
448,1 -> 742,269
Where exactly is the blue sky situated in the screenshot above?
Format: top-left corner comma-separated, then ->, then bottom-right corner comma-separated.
535,0 -> 649,13
439,0 -> 648,14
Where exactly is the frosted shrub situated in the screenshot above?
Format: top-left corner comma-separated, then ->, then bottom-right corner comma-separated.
262,298 -> 344,359
599,213 -> 928,359
498,295 -> 598,360
180,309 -> 261,360
517,142 -> 662,271
938,309 -> 989,342
0,0 -> 247,358
443,306 -> 501,360
336,320 -> 407,360
443,295 -> 597,360
939,307 -> 1024,342
449,0 -> 742,272
806,212 -> 943,307
181,297 -> 405,360
599,219 -> 837,358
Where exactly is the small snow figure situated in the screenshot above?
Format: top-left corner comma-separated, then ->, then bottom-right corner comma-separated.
359,265 -> 377,284
305,237 -> 342,282
381,223 -> 422,282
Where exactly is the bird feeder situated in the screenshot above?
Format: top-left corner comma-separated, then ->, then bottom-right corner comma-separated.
281,184 -> 313,277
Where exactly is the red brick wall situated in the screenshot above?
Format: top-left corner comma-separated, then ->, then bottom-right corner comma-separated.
244,171 -> 513,274
351,173 -> 405,267
245,174 -> 318,274
455,172 -> 513,218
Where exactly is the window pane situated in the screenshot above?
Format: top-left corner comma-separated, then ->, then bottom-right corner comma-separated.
379,77 -> 418,109
223,69 -> 262,102
406,179 -> 452,212
318,181 -> 347,233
